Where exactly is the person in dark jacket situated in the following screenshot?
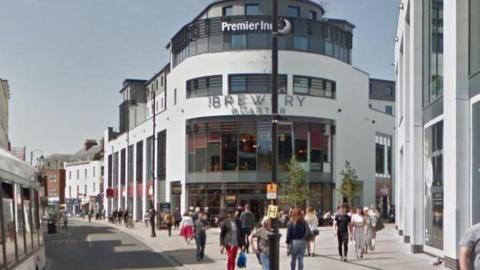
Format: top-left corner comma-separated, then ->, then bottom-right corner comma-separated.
239,204 -> 255,253
220,209 -> 245,270
286,208 -> 308,270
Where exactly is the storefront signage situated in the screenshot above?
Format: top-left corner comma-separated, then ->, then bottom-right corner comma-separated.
221,19 -> 291,34
224,194 -> 237,205
159,203 -> 171,213
171,186 -> 182,195
208,94 -> 306,115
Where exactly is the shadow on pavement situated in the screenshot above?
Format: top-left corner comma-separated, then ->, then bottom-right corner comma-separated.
163,248 -> 215,264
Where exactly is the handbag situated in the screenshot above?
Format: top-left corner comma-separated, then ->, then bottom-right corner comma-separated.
313,229 -> 320,236
237,251 -> 247,268
304,223 -> 314,241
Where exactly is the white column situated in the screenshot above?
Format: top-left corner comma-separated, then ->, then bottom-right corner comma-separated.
443,0 -> 470,261
125,141 -> 129,211
117,148 -> 122,210
408,0 -> 425,250
133,141 -> 137,220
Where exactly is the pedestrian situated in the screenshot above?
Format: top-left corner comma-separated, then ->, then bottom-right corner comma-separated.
220,209 -> 245,270
364,207 -> 377,254
164,211 -> 175,236
305,207 -> 319,257
334,204 -> 352,262
124,209 -> 129,227
249,216 -> 271,270
286,208 -> 309,270
239,204 -> 255,253
118,208 -> 123,225
88,209 -> 92,223
174,208 -> 182,229
459,222 -> 480,270
180,212 -> 194,244
194,212 -> 208,261
144,211 -> 149,227
63,214 -> 68,230
352,208 -> 366,260
112,209 -> 118,224
149,207 -> 157,237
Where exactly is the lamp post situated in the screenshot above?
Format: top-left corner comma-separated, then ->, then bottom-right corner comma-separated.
269,0 -> 280,269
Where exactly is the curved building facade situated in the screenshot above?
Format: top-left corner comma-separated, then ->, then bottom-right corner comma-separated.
103,0 -> 395,219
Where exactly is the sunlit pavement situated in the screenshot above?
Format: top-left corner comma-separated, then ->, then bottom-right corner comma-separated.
44,220 -> 178,270
76,218 -> 448,270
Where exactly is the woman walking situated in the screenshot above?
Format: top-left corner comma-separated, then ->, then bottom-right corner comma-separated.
305,207 -> 319,257
351,208 -> 366,260
286,208 -> 309,270
249,216 -> 271,270
220,209 -> 245,270
364,207 -> 377,254
180,212 -> 194,244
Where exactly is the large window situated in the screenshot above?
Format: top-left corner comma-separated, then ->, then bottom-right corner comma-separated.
424,120 -> 444,250
231,34 -> 247,49
294,36 -> 309,50
288,6 -> 300,17
471,0 -> 480,75
375,144 -> 385,174
157,131 -> 167,180
186,75 -> 223,98
245,4 -> 261,15
223,6 -> 233,16
424,0 -> 444,106
228,74 -> 287,94
2,182 -> 16,266
120,149 -> 126,186
136,141 -> 143,184
127,145 -> 133,186
293,76 -> 336,98
16,185 -> 26,258
471,102 -> 480,224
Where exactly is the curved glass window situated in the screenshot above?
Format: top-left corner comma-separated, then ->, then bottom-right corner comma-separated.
171,16 -> 353,67
186,75 -> 223,98
228,74 -> 287,94
293,75 -> 336,98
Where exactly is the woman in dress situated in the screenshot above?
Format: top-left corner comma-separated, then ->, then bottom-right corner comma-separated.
305,207 -> 319,257
180,212 -> 194,244
351,208 -> 366,260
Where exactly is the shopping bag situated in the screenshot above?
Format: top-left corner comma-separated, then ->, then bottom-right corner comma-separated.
237,251 -> 247,268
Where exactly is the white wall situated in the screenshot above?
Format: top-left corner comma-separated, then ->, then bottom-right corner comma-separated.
65,161 -> 103,201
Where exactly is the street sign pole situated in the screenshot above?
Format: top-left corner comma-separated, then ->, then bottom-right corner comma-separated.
269,0 -> 280,269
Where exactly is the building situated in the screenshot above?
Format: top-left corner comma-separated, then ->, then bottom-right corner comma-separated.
103,0 -> 395,221
64,139 -> 104,215
395,0 -> 479,268
0,79 -> 10,150
37,154 -> 75,207
369,79 -> 395,115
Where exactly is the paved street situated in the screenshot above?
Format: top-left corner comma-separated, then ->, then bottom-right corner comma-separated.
74,218 -> 447,270
45,219 -> 178,270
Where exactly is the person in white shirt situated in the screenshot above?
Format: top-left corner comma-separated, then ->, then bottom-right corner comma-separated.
305,207 -> 319,256
351,208 -> 366,260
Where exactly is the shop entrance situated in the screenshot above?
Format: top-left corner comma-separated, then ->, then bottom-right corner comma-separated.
238,194 -> 266,221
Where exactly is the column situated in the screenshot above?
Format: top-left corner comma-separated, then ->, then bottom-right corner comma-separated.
133,142 -> 137,221
142,138 -> 148,215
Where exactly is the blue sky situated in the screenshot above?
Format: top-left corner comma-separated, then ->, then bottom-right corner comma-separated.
0,0 -> 398,157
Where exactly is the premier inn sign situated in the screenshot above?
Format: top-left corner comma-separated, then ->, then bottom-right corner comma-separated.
221,19 -> 292,34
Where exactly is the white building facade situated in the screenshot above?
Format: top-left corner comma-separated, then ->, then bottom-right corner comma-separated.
64,160 -> 103,215
395,0 -> 480,268
104,0 -> 395,222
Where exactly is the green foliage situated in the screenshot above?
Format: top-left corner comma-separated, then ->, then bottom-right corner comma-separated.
285,156 -> 310,208
337,161 -> 361,206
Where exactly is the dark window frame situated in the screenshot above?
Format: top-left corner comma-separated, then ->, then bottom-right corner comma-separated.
186,75 -> 223,98
292,75 -> 336,99
288,5 -> 300,18
222,6 -> 233,17
245,3 -> 261,15
228,74 -> 287,94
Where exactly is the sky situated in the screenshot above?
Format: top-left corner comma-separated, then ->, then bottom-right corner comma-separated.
0,0 -> 399,159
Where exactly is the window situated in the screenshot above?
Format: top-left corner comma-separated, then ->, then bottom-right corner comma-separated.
294,123 -> 309,162
424,0 -> 443,105
84,185 -> 87,195
309,10 -> 317,20
222,134 -> 238,171
245,4 -> 261,15
294,36 -> 308,50
385,106 -> 393,115
239,133 -> 257,170
93,166 -> 95,177
77,170 -> 79,179
85,169 -> 87,180
375,143 -> 385,174
69,186 -> 72,197
223,6 -> 233,16
385,86 -> 394,96
228,74 -> 287,94
2,182 -> 16,266
470,0 -> 480,75
288,6 -> 300,17
136,141 -> 143,184
93,183 -> 96,193
69,171 -> 71,179
231,34 -> 247,49
174,89 -> 177,105
293,76 -> 336,98
186,75 -> 223,98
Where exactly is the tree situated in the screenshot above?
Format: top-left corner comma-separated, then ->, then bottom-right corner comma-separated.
338,161 -> 361,206
285,156 -> 310,208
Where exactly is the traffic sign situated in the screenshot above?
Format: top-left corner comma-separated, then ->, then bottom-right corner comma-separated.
267,183 -> 278,200
267,205 -> 278,219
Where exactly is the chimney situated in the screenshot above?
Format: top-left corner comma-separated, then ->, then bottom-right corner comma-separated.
84,140 -> 97,151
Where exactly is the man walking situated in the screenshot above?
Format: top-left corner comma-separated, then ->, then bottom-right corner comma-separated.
164,211 -> 175,236
194,212 -> 208,261
149,207 -> 157,237
239,204 -> 255,253
459,222 -> 480,270
334,204 -> 352,262
174,208 -> 182,229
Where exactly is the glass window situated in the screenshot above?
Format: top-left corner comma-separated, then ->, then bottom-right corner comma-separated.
293,76 -> 309,94
194,132 -> 207,172
222,134 -> 238,171
375,143 -> 385,174
288,6 -> 300,18
424,121 -> 444,249
470,0 -> 480,75
2,182 -> 16,266
245,4 -> 261,15
325,41 -> 333,56
207,130 -> 221,172
229,74 -> 287,94
231,34 -> 247,49
128,145 -> 133,186
294,123 -> 309,162
257,127 -> 272,171
471,102 -> 480,224
278,124 -> 293,170
239,133 -> 257,171
187,76 -> 223,98
16,185 -> 26,258
294,36 -> 309,50
22,188 -> 32,254
309,10 -> 317,20
230,75 -> 247,93
247,33 -> 269,49
223,6 -> 233,16
425,0 -> 443,105
32,190 -> 39,249
385,86 -> 394,96
310,124 -> 324,171
385,106 -> 393,115
136,141 -> 143,184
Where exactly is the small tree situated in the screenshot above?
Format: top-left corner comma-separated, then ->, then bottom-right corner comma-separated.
338,161 -> 361,206
285,157 -> 310,208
